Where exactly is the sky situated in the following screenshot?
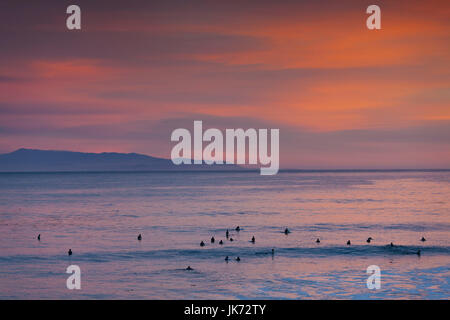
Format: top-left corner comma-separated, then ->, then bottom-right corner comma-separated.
0,0 -> 449,169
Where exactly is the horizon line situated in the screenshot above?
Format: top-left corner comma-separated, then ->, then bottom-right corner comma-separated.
1,169 -> 449,174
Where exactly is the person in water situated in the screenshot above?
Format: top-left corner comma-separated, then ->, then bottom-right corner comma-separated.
211,237 -> 215,243
251,236 -> 255,243
219,240 -> 223,245
229,237 -> 234,242
186,266 -> 193,271
226,230 -> 229,238
390,242 -> 395,247
417,250 -> 421,256
37,234 -> 40,241
200,241 -> 205,247
137,234 -> 142,241
236,257 -> 241,261
235,226 -> 240,232
347,240 -> 351,245
367,237 -> 373,243
68,249 -> 72,256
284,228 -> 290,235
225,256 -> 229,261
316,238 -> 320,243
421,237 -> 426,242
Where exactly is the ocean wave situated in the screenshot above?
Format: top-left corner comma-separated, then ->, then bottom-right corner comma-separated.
1,245 -> 449,265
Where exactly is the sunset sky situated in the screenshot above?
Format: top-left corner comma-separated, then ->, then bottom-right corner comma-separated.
0,0 -> 449,168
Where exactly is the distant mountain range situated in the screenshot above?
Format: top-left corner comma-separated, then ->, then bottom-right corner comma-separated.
0,148 -> 241,172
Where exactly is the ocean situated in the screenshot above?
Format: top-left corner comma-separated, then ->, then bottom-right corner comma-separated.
0,170 -> 449,299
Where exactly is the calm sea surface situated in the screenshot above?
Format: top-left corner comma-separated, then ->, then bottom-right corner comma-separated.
0,171 -> 449,299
